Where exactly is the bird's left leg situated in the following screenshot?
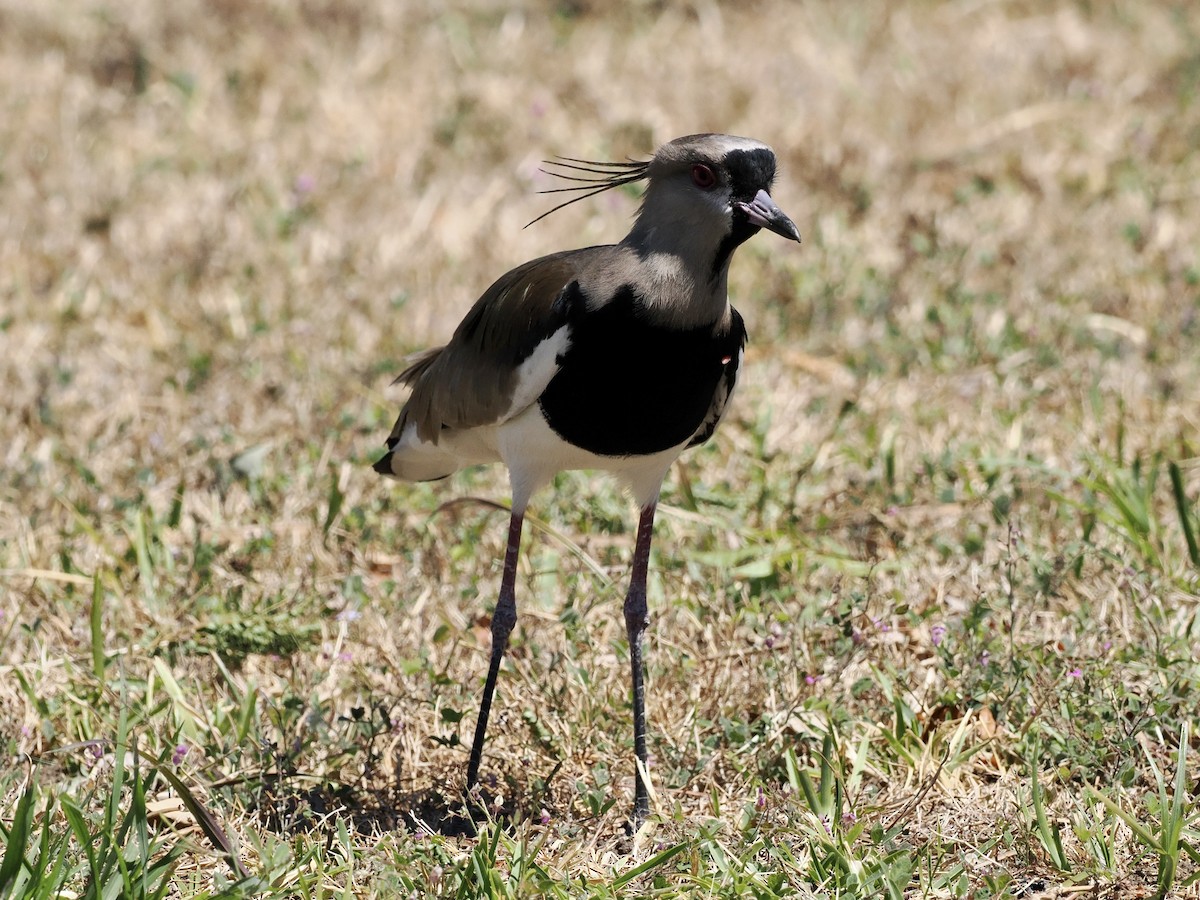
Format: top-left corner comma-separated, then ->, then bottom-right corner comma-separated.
466,506 -> 525,794
624,500 -> 657,825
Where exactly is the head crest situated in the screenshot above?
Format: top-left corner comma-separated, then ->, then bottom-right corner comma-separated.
526,154 -> 650,228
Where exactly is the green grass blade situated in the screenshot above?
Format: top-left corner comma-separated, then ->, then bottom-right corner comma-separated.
817,730 -> 835,813
155,765 -> 248,879
322,470 -> 345,539
1168,461 -> 1199,567
90,575 -> 106,682
1155,721 -> 1191,899
60,797 -> 100,889
130,763 -> 151,900
1085,788 -> 1162,850
612,841 -> 688,889
795,766 -> 820,818
0,782 -> 37,893
1028,754 -> 1071,872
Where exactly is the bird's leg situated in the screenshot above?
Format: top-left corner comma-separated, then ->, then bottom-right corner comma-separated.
624,501 -> 657,825
466,507 -> 524,795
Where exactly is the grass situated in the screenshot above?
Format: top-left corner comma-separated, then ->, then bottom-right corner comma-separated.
2,0 -> 1200,896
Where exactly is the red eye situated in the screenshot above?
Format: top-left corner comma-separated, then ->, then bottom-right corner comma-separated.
691,164 -> 717,190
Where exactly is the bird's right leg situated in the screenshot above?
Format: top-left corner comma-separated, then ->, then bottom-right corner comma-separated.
465,507 -> 524,792
624,501 -> 658,826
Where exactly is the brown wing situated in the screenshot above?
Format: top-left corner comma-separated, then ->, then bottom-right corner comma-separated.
386,248 -> 597,446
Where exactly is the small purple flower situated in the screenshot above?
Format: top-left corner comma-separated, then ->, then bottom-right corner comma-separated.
755,787 -> 766,811
172,744 -> 189,766
930,624 -> 946,646
538,808 -> 551,825
335,608 -> 361,623
337,651 -> 352,662
841,810 -> 857,827
820,813 -> 832,834
980,650 -> 990,666
293,173 -> 316,198
1067,667 -> 1083,679
805,674 -> 819,685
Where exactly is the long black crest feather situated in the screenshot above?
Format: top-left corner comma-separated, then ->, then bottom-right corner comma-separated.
525,155 -> 650,228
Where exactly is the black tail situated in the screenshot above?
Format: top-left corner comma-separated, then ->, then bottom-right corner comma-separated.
371,452 -> 394,476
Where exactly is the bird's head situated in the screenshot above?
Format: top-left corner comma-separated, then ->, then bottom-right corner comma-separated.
532,133 -> 800,248
642,133 -> 801,245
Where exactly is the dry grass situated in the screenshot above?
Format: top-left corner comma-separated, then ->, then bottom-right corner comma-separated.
2,0 -> 1199,896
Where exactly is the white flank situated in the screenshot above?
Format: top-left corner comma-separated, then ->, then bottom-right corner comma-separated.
385,419 -> 500,481
498,405 -> 684,511
501,325 -> 571,423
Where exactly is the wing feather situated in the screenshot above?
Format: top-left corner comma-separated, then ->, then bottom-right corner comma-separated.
385,249 -> 598,446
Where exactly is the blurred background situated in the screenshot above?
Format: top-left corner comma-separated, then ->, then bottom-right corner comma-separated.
3,1 -> 1197,498
4,0 -> 1199,471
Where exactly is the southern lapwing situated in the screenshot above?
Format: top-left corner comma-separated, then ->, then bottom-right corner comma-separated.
373,133 -> 799,823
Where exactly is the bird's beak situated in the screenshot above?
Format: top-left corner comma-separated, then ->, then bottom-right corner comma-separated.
737,189 -> 801,242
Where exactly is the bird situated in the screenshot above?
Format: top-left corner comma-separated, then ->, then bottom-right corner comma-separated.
373,133 -> 800,824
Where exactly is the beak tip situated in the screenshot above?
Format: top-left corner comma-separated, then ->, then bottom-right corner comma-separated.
776,219 -> 802,244
740,191 -> 801,244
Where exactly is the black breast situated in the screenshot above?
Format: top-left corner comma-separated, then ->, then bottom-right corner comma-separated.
538,286 -> 746,456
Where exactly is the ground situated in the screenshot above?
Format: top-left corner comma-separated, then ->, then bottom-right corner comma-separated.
1,1 -> 1199,897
